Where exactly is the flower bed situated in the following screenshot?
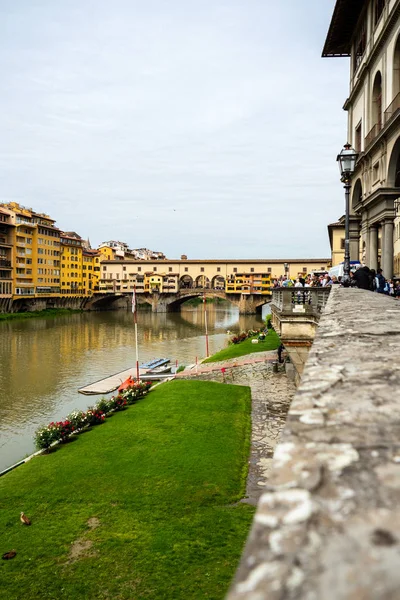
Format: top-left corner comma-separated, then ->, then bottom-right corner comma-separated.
34,381 -> 152,451
230,328 -> 264,345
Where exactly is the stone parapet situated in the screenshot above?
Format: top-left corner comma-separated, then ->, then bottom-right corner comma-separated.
228,287 -> 400,600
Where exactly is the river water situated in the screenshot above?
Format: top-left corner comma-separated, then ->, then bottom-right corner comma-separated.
0,304 -> 267,472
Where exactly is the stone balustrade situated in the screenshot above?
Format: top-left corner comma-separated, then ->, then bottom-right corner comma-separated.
228,287 -> 400,599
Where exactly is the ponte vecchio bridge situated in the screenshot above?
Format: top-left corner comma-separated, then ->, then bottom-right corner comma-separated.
91,258 -> 330,314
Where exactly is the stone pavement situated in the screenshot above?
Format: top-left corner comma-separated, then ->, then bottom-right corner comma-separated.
178,352 -> 296,505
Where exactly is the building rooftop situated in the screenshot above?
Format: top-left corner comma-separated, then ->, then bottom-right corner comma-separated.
101,258 -> 330,265
322,0 -> 365,57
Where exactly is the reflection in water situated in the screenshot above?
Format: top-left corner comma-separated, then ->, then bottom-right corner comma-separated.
0,305 -> 268,471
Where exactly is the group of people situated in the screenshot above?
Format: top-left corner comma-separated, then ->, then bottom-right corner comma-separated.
272,274 -> 338,288
273,268 -> 400,296
349,265 -> 400,295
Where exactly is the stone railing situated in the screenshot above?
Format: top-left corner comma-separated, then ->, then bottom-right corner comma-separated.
228,287 -> 400,599
271,286 -> 331,314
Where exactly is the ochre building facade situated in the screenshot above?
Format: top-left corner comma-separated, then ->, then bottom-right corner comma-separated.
324,0 -> 400,278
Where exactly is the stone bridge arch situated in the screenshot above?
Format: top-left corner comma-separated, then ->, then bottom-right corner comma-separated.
179,275 -> 193,289
194,275 -> 211,288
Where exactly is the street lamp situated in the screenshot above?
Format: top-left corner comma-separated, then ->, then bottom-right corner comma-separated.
284,262 -> 289,281
337,143 -> 358,285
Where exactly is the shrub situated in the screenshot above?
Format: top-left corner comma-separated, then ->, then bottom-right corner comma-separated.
34,426 -> 56,450
121,381 -> 151,404
66,410 -> 89,430
109,395 -> 128,411
265,314 -> 273,329
34,420 -> 74,450
85,408 -> 106,426
95,398 -> 114,414
176,365 -> 185,373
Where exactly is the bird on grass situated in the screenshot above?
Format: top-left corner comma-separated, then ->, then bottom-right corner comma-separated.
20,512 -> 31,526
2,550 -> 17,560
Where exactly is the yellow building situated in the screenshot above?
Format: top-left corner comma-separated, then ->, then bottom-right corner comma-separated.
0,208 -> 13,301
327,221 -> 345,267
0,202 -> 60,298
226,273 -> 271,295
60,232 -> 84,295
82,248 -> 100,295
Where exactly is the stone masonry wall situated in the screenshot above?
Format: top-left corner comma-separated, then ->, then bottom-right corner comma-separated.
228,286 -> 400,600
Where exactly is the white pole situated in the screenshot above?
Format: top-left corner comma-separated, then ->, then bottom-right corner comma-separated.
203,292 -> 209,357
132,286 -> 139,380
135,321 -> 139,381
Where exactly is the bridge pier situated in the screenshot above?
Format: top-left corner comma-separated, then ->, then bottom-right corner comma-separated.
237,294 -> 267,315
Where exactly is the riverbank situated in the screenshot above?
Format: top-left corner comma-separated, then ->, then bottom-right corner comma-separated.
0,307 -> 84,321
0,380 -> 254,600
202,329 -> 280,363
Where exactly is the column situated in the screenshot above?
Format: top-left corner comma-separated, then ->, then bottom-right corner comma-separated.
349,217 -> 360,262
369,226 -> 378,271
382,220 -> 394,279
362,222 -> 370,265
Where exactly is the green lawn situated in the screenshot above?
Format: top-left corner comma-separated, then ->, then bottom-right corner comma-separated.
203,330 -> 280,363
0,380 -> 254,600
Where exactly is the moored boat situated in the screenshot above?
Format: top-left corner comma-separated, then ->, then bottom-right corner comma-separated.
139,358 -> 170,371
117,376 -> 136,393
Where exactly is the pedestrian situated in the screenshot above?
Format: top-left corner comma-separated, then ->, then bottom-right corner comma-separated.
277,343 -> 284,363
375,268 -> 386,293
351,265 -> 372,290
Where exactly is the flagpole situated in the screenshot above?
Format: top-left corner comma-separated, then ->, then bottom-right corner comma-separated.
203,292 -> 209,357
132,286 -> 140,380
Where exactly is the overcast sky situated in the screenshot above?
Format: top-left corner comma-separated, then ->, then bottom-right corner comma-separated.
1,0 -> 349,259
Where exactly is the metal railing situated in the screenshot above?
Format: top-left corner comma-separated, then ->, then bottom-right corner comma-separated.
365,122 -> 382,147
384,92 -> 400,124
0,259 -> 11,267
271,287 -> 331,314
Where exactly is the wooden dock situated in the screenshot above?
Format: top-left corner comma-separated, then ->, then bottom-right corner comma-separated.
78,367 -> 174,395
78,367 -> 147,395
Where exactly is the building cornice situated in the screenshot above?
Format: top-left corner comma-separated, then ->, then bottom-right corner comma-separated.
353,186 -> 400,213
322,0 -> 365,57
343,3 -> 400,110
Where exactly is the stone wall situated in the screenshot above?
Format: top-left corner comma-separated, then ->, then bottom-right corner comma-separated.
228,287 -> 400,600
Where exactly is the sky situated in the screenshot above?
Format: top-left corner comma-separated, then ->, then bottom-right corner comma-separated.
0,0 -> 349,259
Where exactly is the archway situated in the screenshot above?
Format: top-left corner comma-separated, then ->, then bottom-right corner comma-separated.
179,275 -> 193,289
211,275 -> 225,290
195,275 -> 210,288
393,34 -> 400,104
372,71 -> 382,130
352,178 -> 363,210
386,136 -> 400,186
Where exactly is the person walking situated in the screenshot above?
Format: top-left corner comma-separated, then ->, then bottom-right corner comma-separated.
375,268 -> 386,293
351,265 -> 372,290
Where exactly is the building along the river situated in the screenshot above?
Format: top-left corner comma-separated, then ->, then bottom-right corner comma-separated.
0,202 -> 61,298
99,259 -> 331,295
327,220 -> 346,266
323,0 -> 400,278
0,208 -> 13,303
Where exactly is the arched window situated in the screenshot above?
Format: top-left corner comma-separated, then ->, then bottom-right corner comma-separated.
391,34 -> 400,120
386,136 -> 400,186
372,71 -> 382,131
374,0 -> 385,26
352,179 -> 363,210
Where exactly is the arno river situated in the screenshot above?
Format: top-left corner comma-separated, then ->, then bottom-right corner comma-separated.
0,304 -> 267,472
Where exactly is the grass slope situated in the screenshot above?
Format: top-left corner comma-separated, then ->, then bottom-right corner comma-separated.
203,330 -> 280,363
0,380 -> 254,600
